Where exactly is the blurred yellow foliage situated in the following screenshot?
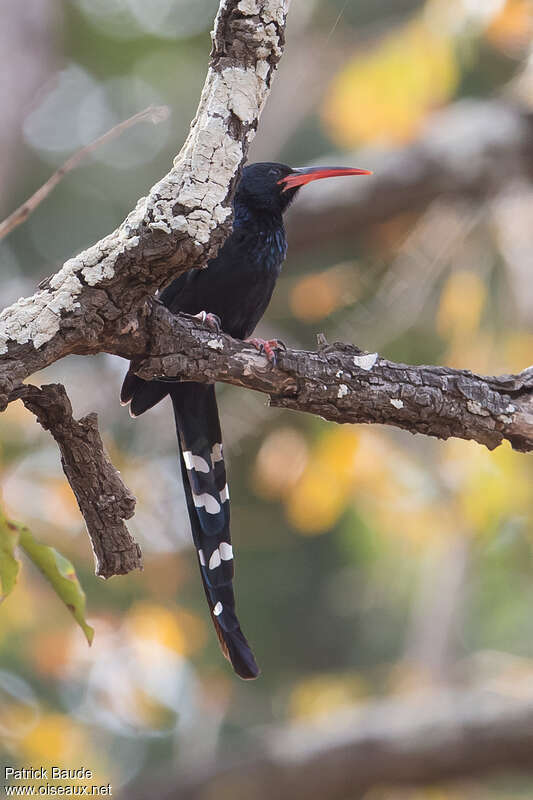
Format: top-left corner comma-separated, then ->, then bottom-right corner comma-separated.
2,399 -> 36,427
437,270 -> 486,339
0,700 -> 39,742
289,264 -> 359,322
351,432 -> 458,547
486,0 -> 533,52
289,672 -> 368,720
286,427 -> 442,541
15,713 -> 110,793
286,462 -> 347,534
442,439 -> 532,534
377,501 -> 460,549
253,427 -> 309,500
126,602 -> 207,657
130,686 -> 178,731
42,478 -> 81,529
347,429 -> 398,491
315,427 -> 361,486
21,713 -> 89,764
0,569 -> 37,637
323,18 -> 457,147
285,422 -> 532,550
286,428 -> 359,535
504,332 -> 533,373
443,330 -> 496,373
29,629 -> 71,678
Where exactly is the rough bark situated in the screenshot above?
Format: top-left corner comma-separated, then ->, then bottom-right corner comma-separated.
0,0 -> 291,403
1,4 -> 532,581
124,686 -> 533,799
15,384 -> 140,578
0,0 -> 291,575
128,304 -> 533,453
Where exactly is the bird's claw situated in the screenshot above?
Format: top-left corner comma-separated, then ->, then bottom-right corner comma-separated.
194,310 -> 222,332
246,337 -> 286,365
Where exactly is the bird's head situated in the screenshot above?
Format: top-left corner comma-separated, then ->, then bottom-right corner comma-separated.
237,162 -> 372,215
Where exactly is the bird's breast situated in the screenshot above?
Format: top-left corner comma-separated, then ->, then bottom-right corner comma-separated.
211,227 -> 286,338
255,228 -> 287,271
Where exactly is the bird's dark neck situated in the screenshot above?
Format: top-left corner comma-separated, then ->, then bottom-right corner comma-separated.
233,199 -> 287,271
233,199 -> 284,234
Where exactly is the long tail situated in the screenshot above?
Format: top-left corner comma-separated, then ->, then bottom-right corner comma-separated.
121,371 -> 259,679
170,383 -> 259,680
171,383 -> 259,679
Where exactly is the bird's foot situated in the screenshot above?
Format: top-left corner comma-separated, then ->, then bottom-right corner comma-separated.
194,310 -> 222,332
246,337 -> 286,365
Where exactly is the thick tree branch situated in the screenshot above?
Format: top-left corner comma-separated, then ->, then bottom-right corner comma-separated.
125,686 -> 533,799
1,3 -> 531,576
288,99 -> 533,251
126,305 -> 533,453
15,384 -> 140,578
0,0 -> 290,565
0,0 -> 291,404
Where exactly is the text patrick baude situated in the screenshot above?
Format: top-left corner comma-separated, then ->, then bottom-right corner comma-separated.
5,768 -> 94,780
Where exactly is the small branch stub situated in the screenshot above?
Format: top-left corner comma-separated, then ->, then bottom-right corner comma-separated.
17,384 -> 141,578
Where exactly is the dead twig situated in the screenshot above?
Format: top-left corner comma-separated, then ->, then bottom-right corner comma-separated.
15,383 -> 141,578
0,104 -> 170,241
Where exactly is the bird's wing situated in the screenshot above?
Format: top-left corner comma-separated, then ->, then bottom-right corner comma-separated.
159,271 -> 192,311
120,271 -> 199,414
120,371 -> 168,415
170,382 -> 260,679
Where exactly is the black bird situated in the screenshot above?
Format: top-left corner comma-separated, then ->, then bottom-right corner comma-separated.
121,162 -> 371,679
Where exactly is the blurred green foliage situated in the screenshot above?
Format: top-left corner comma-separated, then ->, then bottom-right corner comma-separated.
1,0 -> 532,797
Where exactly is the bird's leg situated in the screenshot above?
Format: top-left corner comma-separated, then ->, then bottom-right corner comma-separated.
246,337 -> 286,365
194,310 -> 222,332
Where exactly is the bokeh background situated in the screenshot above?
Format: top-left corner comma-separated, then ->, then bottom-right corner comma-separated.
1,0 -> 533,796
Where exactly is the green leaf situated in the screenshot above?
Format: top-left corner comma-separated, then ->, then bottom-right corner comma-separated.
0,498 -> 94,644
0,508 -> 21,602
18,526 -> 94,645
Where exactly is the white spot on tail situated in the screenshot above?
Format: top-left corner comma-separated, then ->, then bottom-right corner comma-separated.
390,398 -> 404,409
209,550 -> 222,570
183,450 -> 210,473
212,443 -> 223,462
193,493 -> 221,514
353,352 -> 378,371
213,601 -> 223,616
220,483 -> 230,502
198,549 -> 206,566
219,542 -> 233,561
